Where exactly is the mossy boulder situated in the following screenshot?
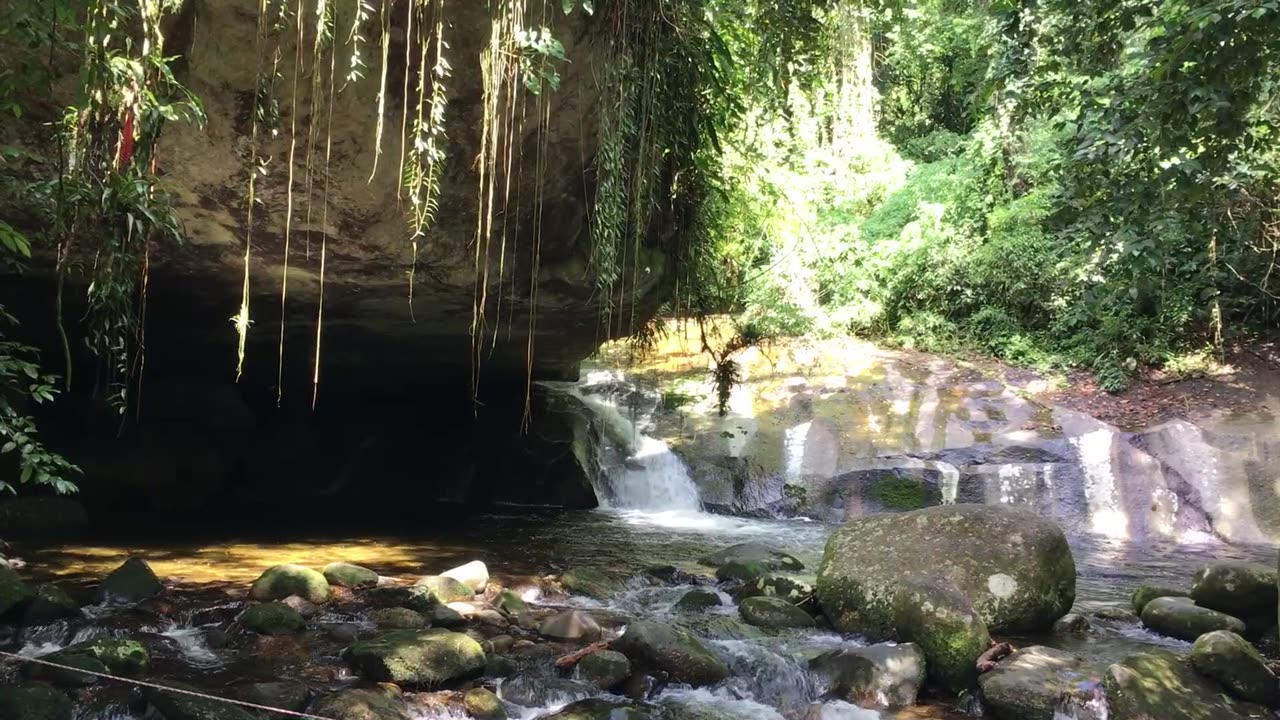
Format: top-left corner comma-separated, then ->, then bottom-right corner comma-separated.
0,685 -> 73,720
1190,562 -> 1278,620
1131,584 -> 1189,615
538,699 -> 650,720
368,585 -> 437,613
25,651 -> 107,687
0,563 -> 33,617
146,683 -> 259,720
675,588 -> 722,612
250,564 -> 330,604
371,607 -> 427,629
241,602 -> 306,635
323,562 -> 379,589
699,542 -> 804,572
979,646 -> 1099,720
413,575 -> 474,604
892,579 -> 991,693
463,688 -> 506,720
311,689 -> 410,720
809,643 -> 926,708
17,584 -> 80,625
816,505 -> 1074,639
577,649 -> 631,690
559,568 -> 618,599
1190,631 -> 1279,707
612,620 -> 728,687
737,575 -> 813,603
344,629 -> 486,686
713,560 -> 768,584
1104,651 -> 1267,720
1140,596 -> 1245,642
97,557 -> 163,604
45,638 -> 149,677
738,596 -> 815,629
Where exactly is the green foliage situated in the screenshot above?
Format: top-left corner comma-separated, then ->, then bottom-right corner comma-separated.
0,308 -> 80,495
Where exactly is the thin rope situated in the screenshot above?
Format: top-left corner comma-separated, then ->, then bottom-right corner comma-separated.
0,650 -> 338,720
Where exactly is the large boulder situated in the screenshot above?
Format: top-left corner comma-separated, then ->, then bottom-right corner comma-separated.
0,563 -> 32,616
16,584 -> 80,625
441,561 -> 490,592
891,579 -> 991,693
1190,562 -> 1277,620
979,646 -> 1099,720
97,557 -> 163,604
311,689 -> 409,720
699,542 -> 804,572
1190,631 -> 1279,707
1140,596 -> 1245,642
816,505 -> 1074,638
1104,651 -> 1268,720
809,643 -> 926,708
612,620 -> 729,687
250,565 -> 330,603
738,596 -> 815,629
414,575 -> 475,604
576,649 -> 632,690
241,602 -> 306,635
323,562 -> 379,589
344,629 -> 486,686
0,685 -> 73,720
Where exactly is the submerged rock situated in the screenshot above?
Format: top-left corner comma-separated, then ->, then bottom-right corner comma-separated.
1190,631 -> 1279,707
612,620 -> 729,687
146,682 -> 258,720
241,601 -> 306,635
0,565 -> 34,618
1140,596 -> 1245,642
441,560 -> 490,592
699,542 -> 804,572
810,642 -> 926,708
559,568 -> 618,599
232,681 -> 309,712
675,588 -> 722,612
344,629 -> 486,686
0,684 -> 73,720
577,649 -> 632,690
97,557 -> 163,604
540,609 -> 602,642
463,688 -> 506,720
1131,584 -> 1189,615
892,579 -> 991,693
1053,613 -> 1092,636
738,596 -> 815,629
979,646 -> 1098,720
249,564 -> 330,604
537,699 -> 650,720
1190,562 -> 1278,620
414,575 -> 475,605
816,505 -> 1075,638
371,607 -> 428,629
1104,651 -> 1267,720
311,688 -> 409,720
323,562 -> 380,589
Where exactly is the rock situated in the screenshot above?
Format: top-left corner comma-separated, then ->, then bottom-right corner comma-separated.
251,635 -> 311,672
233,681 -> 309,712
537,699 -> 650,720
501,674 -> 595,708
0,564 -> 33,618
714,561 -> 769,584
484,635 -> 515,654
559,568 -> 617,599
16,584 -> 80,625
431,604 -> 467,628
311,689 -> 410,720
978,646 -> 1098,720
1141,596 -> 1246,642
816,505 -> 1075,638
1131,584 -> 1189,615
415,575 -> 475,604
577,649 -> 631,690
612,620 -> 729,687
97,557 -> 163,604
241,602 -> 306,635
540,609 -> 602,642
486,655 -> 518,677
1190,630 -> 1279,707
371,607 -> 428,629
441,561 -> 490,592
0,684 -> 74,720
146,682 -> 258,720
329,623 -> 362,643
809,643 -> 926,708
739,596 -> 815,629
344,629 -> 486,686
700,542 -> 804,572
25,651 -> 107,687
1104,651 -> 1267,720
1053,613 -> 1092,636
280,594 -> 321,618
368,586 -> 437,613
463,688 -> 506,720
675,588 -> 722,612
1190,562 -> 1278,620
891,579 -> 991,693
323,562 -> 380,589
496,589 -> 528,615
737,575 -> 814,603
1093,606 -> 1140,624
644,565 -> 700,585
250,565 -> 330,604
471,607 -> 510,629
46,638 -> 148,675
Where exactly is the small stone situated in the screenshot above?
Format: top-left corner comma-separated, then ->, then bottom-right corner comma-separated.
1141,596 -> 1246,642
674,588 -> 722,612
242,602 -> 306,635
1190,630 -> 1280,707
432,604 -> 467,628
463,688 -> 505,720
577,649 -> 631,690
371,607 -> 427,629
485,634 -> 515,654
323,562 -> 380,589
473,608 -> 510,629
441,561 -> 490,592
97,557 -> 163,605
738,596 -> 815,629
540,609 -> 602,642
1131,584 -> 1189,615
1053,612 -> 1092,636
415,575 -> 475,604
279,594 -> 321,618
249,564 -> 330,604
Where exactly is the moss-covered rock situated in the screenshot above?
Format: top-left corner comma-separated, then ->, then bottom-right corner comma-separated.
809,643 -> 926,708
146,682 -> 259,720
1104,651 -> 1266,720
371,607 -> 427,629
311,689 -> 409,720
1131,584 -> 1189,615
699,542 -> 804,572
45,638 -> 149,676
978,646 -> 1099,720
713,561 -> 768,584
344,629 -> 486,686
462,688 -> 506,720
25,651 -> 107,687
496,589 -> 528,615
1190,562 -> 1278,620
576,649 -> 631,690
736,575 -> 813,603
559,568 -> 618,599
538,699 -> 650,720
0,684 -> 73,720
675,588 -> 722,612
738,596 -> 815,629
368,585 -> 437,613
17,584 -> 80,625
0,563 -> 32,617
323,562 -> 380,589
612,620 -> 728,687
413,575 -> 474,604
1140,596 -> 1245,642
816,505 -> 1074,638
97,557 -> 163,604
249,564 -> 330,604
892,579 -> 991,694
241,602 -> 306,635
1190,631 -> 1279,707
1052,612 -> 1092,636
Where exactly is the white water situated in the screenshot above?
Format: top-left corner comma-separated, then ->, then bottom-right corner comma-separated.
157,622 -> 221,668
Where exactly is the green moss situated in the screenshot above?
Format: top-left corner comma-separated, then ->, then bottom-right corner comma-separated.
249,565 -> 330,604
869,474 -> 927,510
242,602 -> 306,635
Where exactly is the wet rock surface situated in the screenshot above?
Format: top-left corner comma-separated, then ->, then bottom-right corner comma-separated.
1140,596 -> 1246,642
